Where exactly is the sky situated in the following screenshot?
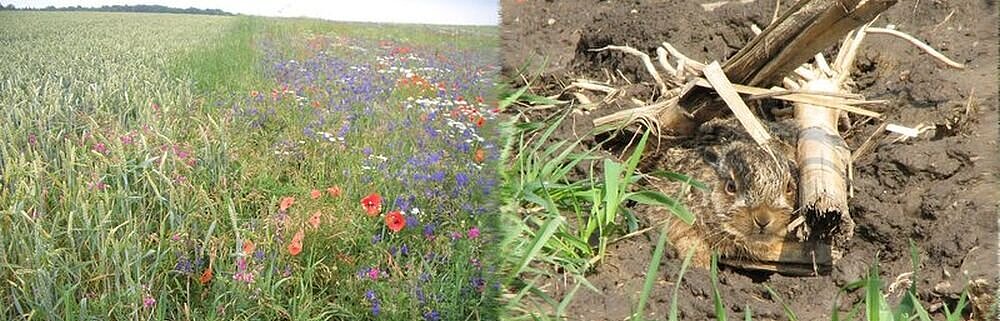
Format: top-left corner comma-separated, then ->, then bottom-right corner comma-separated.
6,0 -> 499,26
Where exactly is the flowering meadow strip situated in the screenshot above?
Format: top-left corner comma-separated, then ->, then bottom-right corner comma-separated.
196,25 -> 502,319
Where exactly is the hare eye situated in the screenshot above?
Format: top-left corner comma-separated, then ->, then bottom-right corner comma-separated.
724,180 -> 736,195
785,180 -> 795,195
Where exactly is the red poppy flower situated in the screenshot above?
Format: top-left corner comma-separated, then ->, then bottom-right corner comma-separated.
310,189 -> 322,200
288,229 -> 304,256
279,196 -> 295,212
308,211 -> 322,229
361,193 -> 382,216
199,267 -> 213,285
242,240 -> 255,255
476,116 -> 485,127
385,210 -> 405,233
327,185 -> 342,198
474,148 -> 486,163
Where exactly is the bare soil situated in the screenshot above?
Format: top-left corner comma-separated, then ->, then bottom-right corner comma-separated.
502,0 -> 998,320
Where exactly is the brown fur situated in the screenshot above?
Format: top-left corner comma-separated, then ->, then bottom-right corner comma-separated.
641,118 -> 798,267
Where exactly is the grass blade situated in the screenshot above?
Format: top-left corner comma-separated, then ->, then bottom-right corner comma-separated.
625,190 -> 694,224
669,248 -> 697,321
710,254 -> 727,320
499,85 -> 530,110
634,223 -> 671,321
648,170 -> 709,191
864,259 -> 886,321
601,159 -> 623,231
764,284 -> 799,321
515,215 -> 565,275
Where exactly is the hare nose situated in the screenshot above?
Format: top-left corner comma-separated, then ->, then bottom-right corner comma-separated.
752,213 -> 772,229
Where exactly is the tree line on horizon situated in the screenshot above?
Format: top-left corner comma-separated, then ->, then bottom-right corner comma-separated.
0,2 -> 233,16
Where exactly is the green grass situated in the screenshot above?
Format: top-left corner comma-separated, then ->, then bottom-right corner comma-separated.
170,16 -> 269,96
498,79 -> 694,319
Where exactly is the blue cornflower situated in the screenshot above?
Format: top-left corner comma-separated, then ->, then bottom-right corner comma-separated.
405,216 -> 419,229
479,178 -> 497,196
427,152 -> 441,164
423,310 -> 441,321
470,276 -> 486,292
395,195 -> 413,212
337,123 -> 350,138
455,172 -> 469,188
423,223 -> 435,239
174,256 -> 193,273
415,286 -> 426,305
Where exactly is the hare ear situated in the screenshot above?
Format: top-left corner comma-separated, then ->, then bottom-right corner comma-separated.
702,146 -> 724,170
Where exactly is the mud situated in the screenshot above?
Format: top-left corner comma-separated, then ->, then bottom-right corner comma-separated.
502,0 -> 998,319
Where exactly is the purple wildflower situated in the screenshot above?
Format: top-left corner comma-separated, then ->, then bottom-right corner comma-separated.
456,172 -> 469,188
93,142 -> 108,155
233,257 -> 255,284
415,286 -> 426,305
470,276 -> 486,292
337,122 -> 350,138
430,171 -> 445,182
174,256 -> 193,273
405,215 -> 419,229
423,224 -> 436,239
88,180 -> 107,191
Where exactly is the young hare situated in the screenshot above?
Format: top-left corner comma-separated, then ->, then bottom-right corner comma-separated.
644,119 -> 799,268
